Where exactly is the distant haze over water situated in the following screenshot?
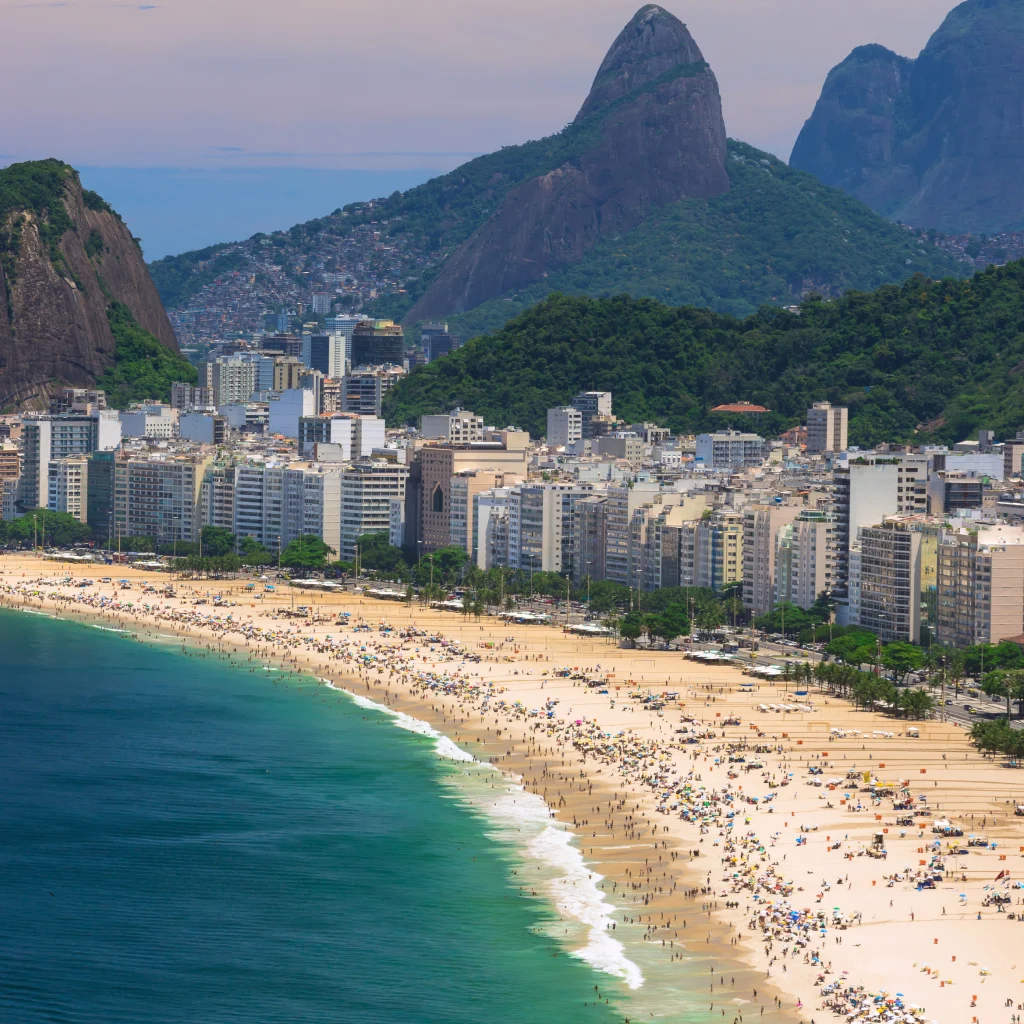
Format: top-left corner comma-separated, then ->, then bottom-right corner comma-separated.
75,167 -> 451,260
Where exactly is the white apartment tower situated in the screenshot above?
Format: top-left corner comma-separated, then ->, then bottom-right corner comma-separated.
546,407 -> 583,447
806,402 -> 848,454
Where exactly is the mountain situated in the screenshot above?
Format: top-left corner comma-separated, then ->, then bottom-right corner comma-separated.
383,261 -> 1024,448
791,0 -> 1024,234
0,160 -> 192,410
405,5 -> 730,322
148,5 -> 966,341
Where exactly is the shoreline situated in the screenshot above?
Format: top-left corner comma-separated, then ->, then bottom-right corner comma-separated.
8,558 -> 1024,1024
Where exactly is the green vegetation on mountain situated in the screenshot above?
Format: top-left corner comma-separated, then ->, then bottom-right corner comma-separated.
442,140 -> 964,336
384,259 -> 1024,446
95,302 -> 197,408
0,159 -> 77,297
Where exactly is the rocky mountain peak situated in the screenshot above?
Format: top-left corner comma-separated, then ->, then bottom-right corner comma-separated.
791,0 -> 1024,232
576,5 -> 706,121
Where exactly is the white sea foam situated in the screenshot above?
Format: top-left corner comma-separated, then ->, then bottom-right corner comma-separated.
329,680 -> 643,990
90,625 -> 132,634
483,782 -> 643,990
330,684 -> 476,762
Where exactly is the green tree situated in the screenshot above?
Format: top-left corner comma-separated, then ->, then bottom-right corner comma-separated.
200,526 -> 236,557
280,535 -> 335,570
238,536 -> 275,566
618,612 -> 643,648
880,642 -> 924,686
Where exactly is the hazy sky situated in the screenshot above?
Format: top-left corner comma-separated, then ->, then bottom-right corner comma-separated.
2,0 -> 956,171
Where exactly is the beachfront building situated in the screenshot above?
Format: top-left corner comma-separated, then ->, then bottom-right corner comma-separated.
113,453 -> 214,545
506,482 -> 592,574
19,410 -> 121,513
851,517 -> 922,643
773,510 -> 838,612
339,459 -> 409,560
742,504 -> 802,617
415,437 -> 530,554
936,524 -> 1024,648
47,456 -> 89,523
695,510 -> 744,592
230,461 -> 342,557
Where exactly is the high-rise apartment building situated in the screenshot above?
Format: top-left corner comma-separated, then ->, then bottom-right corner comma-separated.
20,411 -> 121,512
695,510 -> 743,592
113,454 -> 214,545
572,391 -> 613,439
695,430 -> 765,470
806,402 -> 848,454
48,456 -> 89,523
853,517 -> 922,643
936,525 -> 1024,648
339,460 -> 409,559
546,407 -> 583,447
421,410 -> 485,444
773,510 -> 838,612
742,505 -> 802,617
506,482 -> 591,573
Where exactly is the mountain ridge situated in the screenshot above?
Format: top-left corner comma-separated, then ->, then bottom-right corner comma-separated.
791,0 -> 1024,233
148,6 -> 968,336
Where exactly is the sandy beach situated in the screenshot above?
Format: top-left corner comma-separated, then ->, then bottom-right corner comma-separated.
6,555 -> 1024,1024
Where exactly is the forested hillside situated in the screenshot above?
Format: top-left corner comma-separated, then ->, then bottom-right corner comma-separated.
384,260 -> 1024,447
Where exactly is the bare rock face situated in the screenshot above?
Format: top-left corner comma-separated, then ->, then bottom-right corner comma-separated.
791,0 -> 1024,233
0,162 -> 177,409
407,5 -> 729,322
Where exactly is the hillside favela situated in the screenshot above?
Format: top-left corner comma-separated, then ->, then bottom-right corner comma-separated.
7,3 -> 1024,1024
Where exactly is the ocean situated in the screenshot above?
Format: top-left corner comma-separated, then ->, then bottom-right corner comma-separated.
0,609 -> 664,1024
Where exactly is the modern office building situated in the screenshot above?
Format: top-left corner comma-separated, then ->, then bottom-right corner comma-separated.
351,320 -> 404,368
341,365 -> 405,416
420,322 -> 460,363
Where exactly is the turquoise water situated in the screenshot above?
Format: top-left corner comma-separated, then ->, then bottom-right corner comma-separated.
0,610 -> 630,1024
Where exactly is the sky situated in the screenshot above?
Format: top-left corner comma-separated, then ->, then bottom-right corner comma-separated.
1,0 -> 959,256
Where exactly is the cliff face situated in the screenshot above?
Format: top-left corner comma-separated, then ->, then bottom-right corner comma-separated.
791,0 -> 1024,233
407,5 -> 729,322
0,160 -> 178,409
